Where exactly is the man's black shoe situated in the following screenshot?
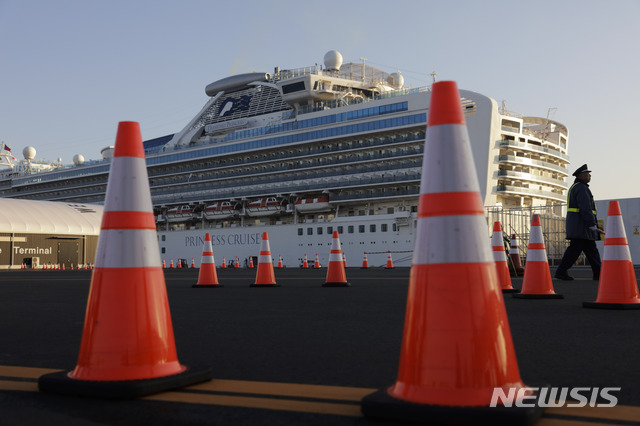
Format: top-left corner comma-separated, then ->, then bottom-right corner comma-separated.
554,273 -> 574,281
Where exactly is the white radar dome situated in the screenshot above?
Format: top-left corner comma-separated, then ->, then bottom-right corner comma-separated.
324,50 -> 343,71
101,146 -> 115,159
23,146 -> 36,160
73,154 -> 85,165
388,71 -> 404,89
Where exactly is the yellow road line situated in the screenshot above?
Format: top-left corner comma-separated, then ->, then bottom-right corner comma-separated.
0,379 -> 39,392
0,365 -> 637,424
0,365 -> 61,378
188,378 -> 376,401
536,419 -> 621,426
144,391 -> 362,417
546,405 -> 640,423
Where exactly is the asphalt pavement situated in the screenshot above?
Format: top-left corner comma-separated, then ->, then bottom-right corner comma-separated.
0,266 -> 639,425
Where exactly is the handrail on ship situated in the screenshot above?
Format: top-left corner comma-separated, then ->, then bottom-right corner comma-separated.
295,87 -> 429,116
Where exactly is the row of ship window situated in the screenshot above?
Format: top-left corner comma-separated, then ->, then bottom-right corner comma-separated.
298,223 -> 397,236
223,101 -> 410,142
149,113 -> 427,166
16,108 -> 423,186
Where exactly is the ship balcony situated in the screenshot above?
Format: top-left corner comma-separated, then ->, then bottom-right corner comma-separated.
497,155 -> 569,176
147,131 -> 425,180
331,186 -> 420,203
498,140 -> 568,162
496,184 -> 565,202
496,170 -> 567,190
151,168 -> 422,206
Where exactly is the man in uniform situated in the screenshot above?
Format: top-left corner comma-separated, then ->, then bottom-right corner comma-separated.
555,164 -> 603,280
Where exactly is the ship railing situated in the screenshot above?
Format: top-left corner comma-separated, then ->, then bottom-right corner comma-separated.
146,132 -> 424,180
151,171 -> 422,206
497,155 -> 569,175
496,170 -> 568,188
295,86 -> 427,116
496,185 -> 565,202
148,147 -> 423,192
498,140 -> 569,161
150,159 -> 422,199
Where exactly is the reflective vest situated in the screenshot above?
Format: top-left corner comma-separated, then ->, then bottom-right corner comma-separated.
566,182 -> 597,214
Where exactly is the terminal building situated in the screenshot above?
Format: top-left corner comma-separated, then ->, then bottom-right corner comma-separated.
0,199 -> 102,269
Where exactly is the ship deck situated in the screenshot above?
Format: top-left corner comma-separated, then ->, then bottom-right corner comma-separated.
1,267 -> 639,425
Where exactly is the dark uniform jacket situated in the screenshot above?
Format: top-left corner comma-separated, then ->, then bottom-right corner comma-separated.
566,179 -> 598,240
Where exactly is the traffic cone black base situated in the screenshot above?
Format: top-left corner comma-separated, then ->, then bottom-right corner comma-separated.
361,388 -> 543,426
192,284 -> 224,288
583,301 -> 640,310
502,288 -> 520,293
38,366 -> 213,399
513,293 -> 563,299
249,283 -> 280,287
322,282 -> 351,287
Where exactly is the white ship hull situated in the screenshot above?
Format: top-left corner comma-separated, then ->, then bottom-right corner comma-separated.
158,213 -> 416,268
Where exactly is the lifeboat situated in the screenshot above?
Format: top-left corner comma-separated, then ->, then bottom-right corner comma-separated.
295,195 -> 331,213
203,201 -> 241,220
246,197 -> 285,217
165,205 -> 194,222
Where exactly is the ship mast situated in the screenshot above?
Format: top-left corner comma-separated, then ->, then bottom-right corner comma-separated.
0,142 -> 15,169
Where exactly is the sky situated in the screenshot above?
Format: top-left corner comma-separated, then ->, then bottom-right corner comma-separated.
1,0 -> 639,200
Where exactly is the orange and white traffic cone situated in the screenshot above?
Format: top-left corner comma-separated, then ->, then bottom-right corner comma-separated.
169,259 -> 174,269
342,253 -> 347,268
162,259 -> 166,269
193,233 -> 221,288
277,254 -> 283,269
251,232 -> 278,287
361,252 -> 369,269
177,259 -> 182,269
314,253 -> 321,269
248,257 -> 254,269
385,251 -> 394,269
513,214 -> 563,299
190,258 -> 195,268
323,231 -> 350,287
235,257 -> 239,269
302,254 -> 309,269
38,121 -> 212,397
492,221 -> 518,293
584,200 -> 640,309
510,234 -> 525,276
221,256 -> 227,269
361,81 -> 539,424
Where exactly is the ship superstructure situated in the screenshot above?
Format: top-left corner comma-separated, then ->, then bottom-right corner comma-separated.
0,51 -> 570,266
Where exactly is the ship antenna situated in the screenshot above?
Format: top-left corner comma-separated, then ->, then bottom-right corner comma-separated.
430,71 -> 438,84
541,107 -> 557,143
360,57 -> 367,82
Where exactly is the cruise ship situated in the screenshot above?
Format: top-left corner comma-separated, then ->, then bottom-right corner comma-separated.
0,50 -> 570,267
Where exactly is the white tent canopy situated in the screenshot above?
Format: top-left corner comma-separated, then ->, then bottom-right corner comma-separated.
0,199 -> 103,235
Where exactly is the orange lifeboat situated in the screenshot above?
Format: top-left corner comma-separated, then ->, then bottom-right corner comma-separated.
165,205 -> 194,222
203,201 -> 240,220
295,195 -> 331,213
246,197 -> 285,217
